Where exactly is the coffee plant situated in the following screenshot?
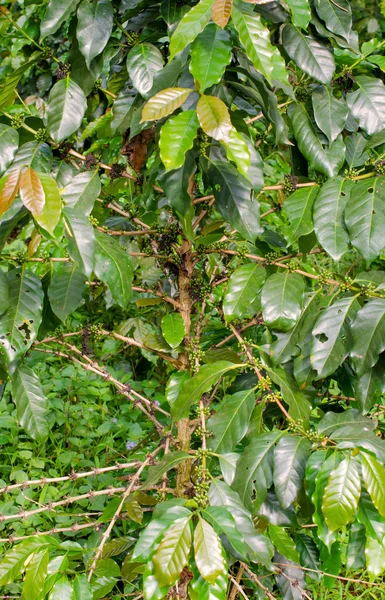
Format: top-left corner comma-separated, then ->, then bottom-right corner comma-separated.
0,0 -> 385,597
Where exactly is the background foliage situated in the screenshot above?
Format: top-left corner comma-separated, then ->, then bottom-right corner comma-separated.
0,0 -> 385,598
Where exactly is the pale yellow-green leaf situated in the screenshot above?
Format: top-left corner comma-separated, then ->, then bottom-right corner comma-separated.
159,110 -> 199,171
152,515 -> 192,587
141,88 -> 193,122
34,172 -> 62,235
197,95 -> 232,141
194,516 -> 225,584
169,0 -> 214,60
365,536 -> 385,577
321,456 -> 360,532
361,452 -> 385,517
222,129 -> 250,179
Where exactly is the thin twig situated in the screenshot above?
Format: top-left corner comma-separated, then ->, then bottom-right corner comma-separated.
242,564 -> 277,600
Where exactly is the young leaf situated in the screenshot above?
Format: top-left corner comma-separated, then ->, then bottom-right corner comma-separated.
126,43 -> 164,96
19,167 -> 45,215
361,452 -> 385,518
283,186 -> 319,244
159,111 -> 199,171
40,0 -> 80,38
48,577 -> 73,599
22,548 -> 49,600
312,86 -> 349,144
0,539 -> 48,586
365,536 -> 385,577
47,78 -> 87,142
72,574 -> 93,600
212,0 -> 232,28
12,366 -> 49,442
94,230 -> 133,309
223,263 -> 266,322
34,172 -> 61,235
190,24 -> 232,93
194,517 -> 225,584
64,208 -> 95,278
197,95 -> 232,142
168,0 -> 213,60
313,178 -> 353,261
310,296 -> 359,379
202,505 -> 248,560
171,361 -> 242,421
76,0 -> 113,68
208,161 -> 262,242
208,389 -> 255,454
222,129 -> 251,179
48,264 -> 86,321
322,456 -> 361,532
61,170 -> 101,215
286,0 -> 311,29
345,177 -> 385,262
161,313 -> 185,349
0,124 -> 18,174
141,88 -> 193,122
261,272 -> 304,332
0,169 -> 21,216
282,24 -> 335,84
273,436 -> 311,509
152,515 -> 192,587
268,525 -> 300,563
350,298 -> 385,377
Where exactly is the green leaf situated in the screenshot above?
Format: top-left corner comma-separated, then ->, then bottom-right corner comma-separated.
0,124 -> 18,175
223,263 -> 265,322
171,360 -> 241,421
232,3 -> 276,83
34,172 -> 61,235
346,76 -> 385,135
0,53 -> 42,111
168,0 -> 213,60
345,177 -> 385,262
141,88 -> 193,122
208,389 -> 255,454
232,431 -> 282,509
222,129 -> 251,179
40,0 -> 80,38
361,452 -> 385,518
267,366 -> 313,422
48,264 -> 86,321
208,160 -> 262,242
166,371 -> 191,409
126,43 -> 164,96
0,539 -> 49,586
194,516 -> 225,584
47,77 -> 87,143
365,536 -> 385,577
262,272 -> 304,332
0,268 -> 43,365
313,0 -> 353,43
203,505 -> 248,561
9,141 -> 53,174
322,456 -> 361,532
295,535 -> 321,581
48,577 -> 73,599
152,515 -> 192,586
61,170 -> 101,215
197,95 -> 232,142
143,562 -> 169,600
142,451 -> 190,489
357,487 -> 385,543
313,178 -> 353,261
273,435 -> 311,509
12,365 -> 49,442
76,0 -> 113,68
288,104 -> 345,178
268,525 -> 300,563
72,574 -> 93,600
346,523 -> 366,571
312,86 -> 349,144
189,565 -> 227,600
160,149 -> 195,240
0,271 -> 9,317
286,0 -> 311,29
355,358 -> 385,414
161,313 -> 185,349
283,186 -> 319,244
310,296 -> 359,379
345,133 -> 369,168
190,24 -> 232,93
350,298 -> 385,377
64,208 -> 95,278
22,548 -> 49,600
312,453 -> 339,549
159,110 -> 199,171
94,230 -> 133,309
282,24 -> 335,84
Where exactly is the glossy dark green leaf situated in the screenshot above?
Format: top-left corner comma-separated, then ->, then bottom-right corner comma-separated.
310,296 -> 359,379
295,535 -> 321,581
126,43 -> 164,96
48,264 -> 86,321
269,525 -> 300,563
9,142 -> 52,174
345,133 -> 369,168
142,451 -> 190,489
64,208 -> 95,278
223,263 -> 265,322
208,160 -> 261,242
345,177 -> 385,262
152,515 -> 192,586
0,124 -> 18,175
208,389 -> 255,454
262,272 -> 304,332
288,104 -> 345,177
76,0 -> 113,68
313,178 -> 353,261
172,360 -> 241,421
273,435 -> 311,509
232,431 -> 282,509
202,506 -> 248,561
312,86 -> 349,144
282,24 -> 335,84
61,170 -> 101,215
355,358 -> 385,414
283,186 -> 318,244
275,552 -> 306,600
346,523 -> 366,571
12,365 -> 48,442
267,366 -> 313,422
0,268 -> 43,365
346,76 -> 385,135
190,24 -> 232,93
350,298 -> 385,377
94,230 -> 133,309
40,0 -> 80,38
313,0 -> 353,43
47,78 -> 87,143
